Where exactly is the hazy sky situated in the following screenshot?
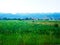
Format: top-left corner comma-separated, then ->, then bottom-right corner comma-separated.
0,0 -> 60,13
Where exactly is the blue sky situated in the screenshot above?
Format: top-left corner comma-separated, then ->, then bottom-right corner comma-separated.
0,0 -> 60,14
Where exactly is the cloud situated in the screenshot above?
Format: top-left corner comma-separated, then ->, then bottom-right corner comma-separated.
0,0 -> 60,13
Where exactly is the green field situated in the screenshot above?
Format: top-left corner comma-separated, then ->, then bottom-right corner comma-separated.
0,20 -> 60,45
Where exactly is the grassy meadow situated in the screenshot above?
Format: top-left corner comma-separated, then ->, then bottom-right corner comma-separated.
0,20 -> 60,45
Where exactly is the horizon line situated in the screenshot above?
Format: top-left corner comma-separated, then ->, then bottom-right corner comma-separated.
0,12 -> 60,14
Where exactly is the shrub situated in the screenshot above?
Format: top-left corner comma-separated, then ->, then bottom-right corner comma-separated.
54,24 -> 59,27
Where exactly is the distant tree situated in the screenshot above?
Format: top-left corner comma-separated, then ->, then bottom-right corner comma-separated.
18,18 -> 22,20
13,18 -> 17,20
7,18 -> 11,20
38,18 -> 40,20
25,17 -> 29,20
3,17 -> 7,20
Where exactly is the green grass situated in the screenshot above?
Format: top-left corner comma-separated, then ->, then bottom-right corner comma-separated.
0,20 -> 60,45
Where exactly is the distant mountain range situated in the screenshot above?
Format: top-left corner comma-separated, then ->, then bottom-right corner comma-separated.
0,13 -> 60,20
